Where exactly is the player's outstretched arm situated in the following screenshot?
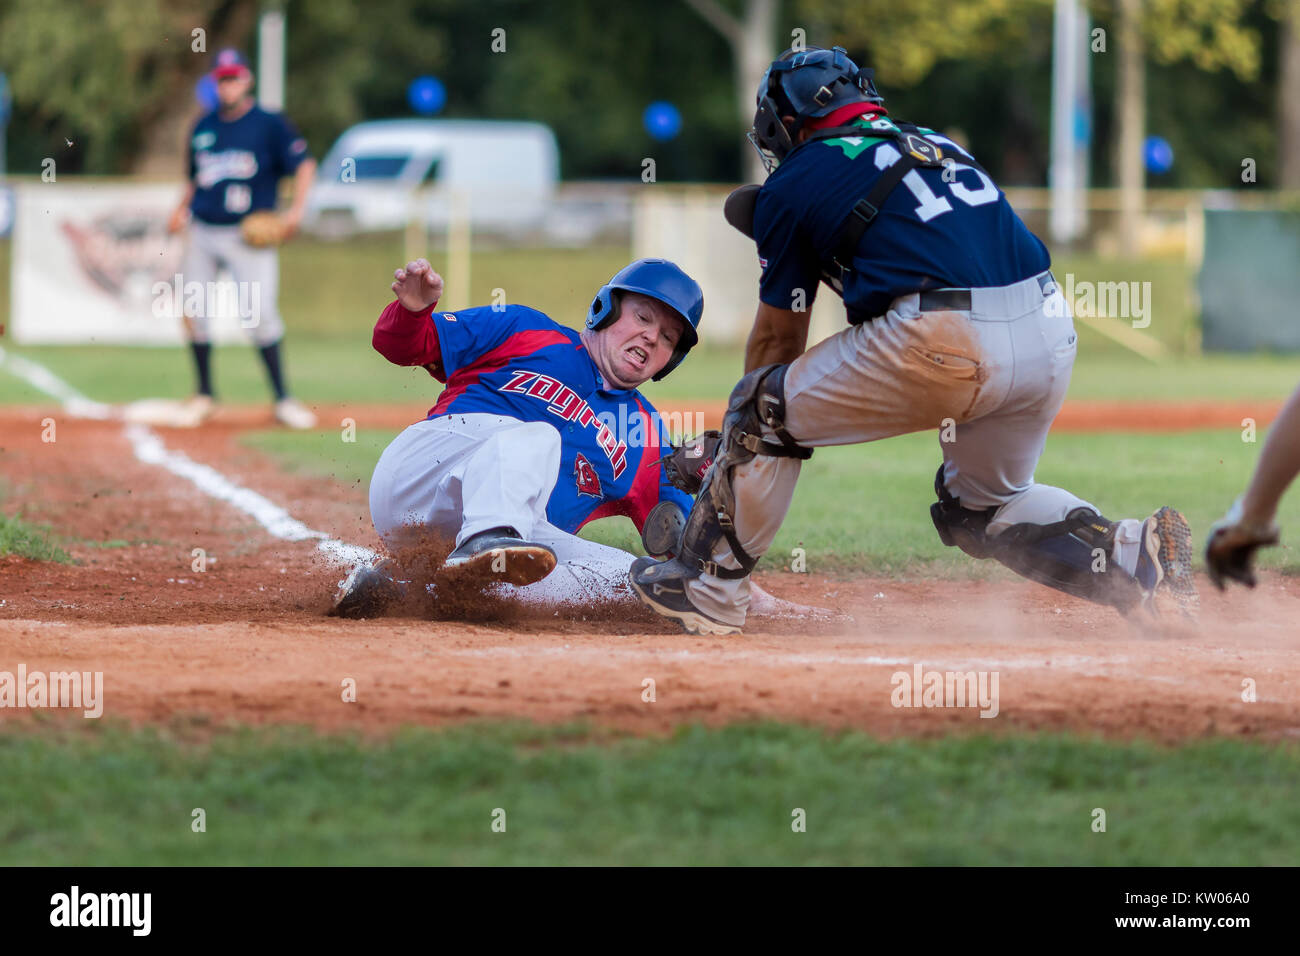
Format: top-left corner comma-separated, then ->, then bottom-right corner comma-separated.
743,302 -> 812,373
1205,381 -> 1300,588
373,259 -> 447,373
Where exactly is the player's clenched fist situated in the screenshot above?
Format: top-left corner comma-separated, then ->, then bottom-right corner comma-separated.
392,259 -> 445,311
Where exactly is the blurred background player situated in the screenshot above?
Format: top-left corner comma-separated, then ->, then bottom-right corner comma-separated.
166,48 -> 318,429
1204,382 -> 1300,588
331,256 -> 703,617
631,46 -> 1197,635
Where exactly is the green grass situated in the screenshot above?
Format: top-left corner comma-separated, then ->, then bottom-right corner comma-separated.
0,511 -> 72,563
4,344 -> 1299,407
1,722 -> 1296,865
1,233 -> 1296,405
240,427 -> 1300,576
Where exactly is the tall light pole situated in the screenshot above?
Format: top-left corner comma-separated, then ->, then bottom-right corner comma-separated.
1050,0 -> 1092,245
258,3 -> 287,111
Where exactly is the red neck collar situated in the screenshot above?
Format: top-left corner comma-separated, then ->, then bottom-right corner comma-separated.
806,102 -> 887,130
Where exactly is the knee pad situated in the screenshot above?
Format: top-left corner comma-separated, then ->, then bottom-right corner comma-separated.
676,364 -> 812,579
930,466 -> 995,558
930,465 -> 1146,612
721,363 -> 813,462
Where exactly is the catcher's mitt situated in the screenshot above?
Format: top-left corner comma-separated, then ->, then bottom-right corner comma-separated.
239,210 -> 291,248
659,429 -> 721,496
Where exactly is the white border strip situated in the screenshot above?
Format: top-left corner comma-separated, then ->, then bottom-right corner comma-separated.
0,346 -> 375,568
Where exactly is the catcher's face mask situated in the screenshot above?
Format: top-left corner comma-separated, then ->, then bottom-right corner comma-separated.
747,46 -> 885,174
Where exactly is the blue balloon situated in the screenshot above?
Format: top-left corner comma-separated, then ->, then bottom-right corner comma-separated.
195,74 -> 219,112
643,101 -> 682,141
407,76 -> 446,116
1144,135 -> 1174,175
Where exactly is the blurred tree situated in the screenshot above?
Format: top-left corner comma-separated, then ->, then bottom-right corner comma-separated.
1092,0 -> 1261,254
463,0 -> 737,180
0,0 -> 1285,189
1274,0 -> 1300,186
681,0 -> 776,182
280,0 -> 445,173
0,0 -> 258,174
799,0 -> 1050,87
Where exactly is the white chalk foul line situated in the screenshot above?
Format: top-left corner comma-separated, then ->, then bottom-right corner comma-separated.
0,345 -> 115,420
125,424 -> 374,566
0,345 -> 374,568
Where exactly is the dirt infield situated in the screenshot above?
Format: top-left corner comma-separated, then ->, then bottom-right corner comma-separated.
2,407 -> 1298,742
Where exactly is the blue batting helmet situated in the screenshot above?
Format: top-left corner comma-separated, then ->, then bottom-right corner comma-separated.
587,258 -> 703,381
749,45 -> 883,171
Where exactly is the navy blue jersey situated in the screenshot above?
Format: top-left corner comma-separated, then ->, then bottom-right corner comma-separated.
187,105 -> 309,225
408,304 -> 692,534
754,115 -> 1050,321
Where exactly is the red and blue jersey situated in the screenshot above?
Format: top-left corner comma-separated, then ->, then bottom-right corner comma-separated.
755,114 -> 1050,322
187,105 -> 310,225
373,300 -> 692,534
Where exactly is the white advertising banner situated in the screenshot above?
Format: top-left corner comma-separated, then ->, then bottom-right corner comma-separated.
11,182 -> 250,345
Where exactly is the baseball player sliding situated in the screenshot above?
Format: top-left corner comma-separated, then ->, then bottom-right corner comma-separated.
330,256 -> 707,617
166,48 -> 318,430
631,45 -> 1198,635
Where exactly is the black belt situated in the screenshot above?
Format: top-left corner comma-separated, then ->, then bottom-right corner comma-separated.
917,272 -> 1056,314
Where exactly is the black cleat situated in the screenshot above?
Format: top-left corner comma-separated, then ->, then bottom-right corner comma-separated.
440,526 -> 556,587
329,558 -> 405,619
629,556 -> 743,636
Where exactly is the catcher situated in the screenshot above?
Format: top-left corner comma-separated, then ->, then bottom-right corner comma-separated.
1204,382 -> 1300,588
630,46 -> 1198,635
165,48 -> 318,429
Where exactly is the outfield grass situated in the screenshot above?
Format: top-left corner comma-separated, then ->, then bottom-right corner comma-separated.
1,722 -> 1296,865
241,427 -> 1300,576
2,232 -> 1296,405
3,342 -> 1300,407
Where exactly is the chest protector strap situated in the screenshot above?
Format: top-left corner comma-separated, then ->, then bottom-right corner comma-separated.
803,122 -> 990,278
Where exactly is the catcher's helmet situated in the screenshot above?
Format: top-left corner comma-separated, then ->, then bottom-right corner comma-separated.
588,258 -> 703,381
749,45 -> 883,172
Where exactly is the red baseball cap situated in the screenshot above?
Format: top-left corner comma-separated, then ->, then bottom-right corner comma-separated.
211,48 -> 251,80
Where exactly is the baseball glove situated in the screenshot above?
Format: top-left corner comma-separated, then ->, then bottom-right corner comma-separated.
659,429 -> 721,496
239,211 -> 291,248
1204,498 -> 1281,590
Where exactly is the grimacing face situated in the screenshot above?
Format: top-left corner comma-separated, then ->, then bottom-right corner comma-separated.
588,292 -> 685,389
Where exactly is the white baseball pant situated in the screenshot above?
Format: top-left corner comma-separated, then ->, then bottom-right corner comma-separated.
180,220 -> 285,345
368,413 -> 637,605
687,272 -> 1150,626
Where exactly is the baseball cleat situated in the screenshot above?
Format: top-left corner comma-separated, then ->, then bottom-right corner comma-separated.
440,527 -> 557,587
629,556 -> 743,636
274,397 -> 318,430
329,558 -> 405,619
1135,506 -> 1199,616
